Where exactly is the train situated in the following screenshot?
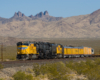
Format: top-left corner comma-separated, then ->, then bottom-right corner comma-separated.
16,41 -> 94,60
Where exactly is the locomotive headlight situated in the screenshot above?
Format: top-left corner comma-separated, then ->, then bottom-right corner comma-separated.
17,52 -> 20,54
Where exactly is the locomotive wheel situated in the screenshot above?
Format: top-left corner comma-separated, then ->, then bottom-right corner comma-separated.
29,54 -> 33,60
39,53 -> 44,59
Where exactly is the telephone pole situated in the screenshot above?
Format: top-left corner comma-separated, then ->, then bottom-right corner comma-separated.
1,43 -> 5,61
0,37 -> 6,62
1,43 -> 3,61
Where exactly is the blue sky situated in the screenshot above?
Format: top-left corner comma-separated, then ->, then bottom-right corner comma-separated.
0,0 -> 100,18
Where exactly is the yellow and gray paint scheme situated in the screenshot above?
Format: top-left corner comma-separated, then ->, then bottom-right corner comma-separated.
17,41 -> 94,59
63,46 -> 94,58
17,44 -> 38,55
17,41 -> 63,59
17,42 -> 39,59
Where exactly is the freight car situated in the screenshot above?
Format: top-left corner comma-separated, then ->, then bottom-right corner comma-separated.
16,41 -> 94,60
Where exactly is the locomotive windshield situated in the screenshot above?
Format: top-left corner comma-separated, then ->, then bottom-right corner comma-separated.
17,42 -> 29,46
17,42 -> 22,46
22,43 -> 29,46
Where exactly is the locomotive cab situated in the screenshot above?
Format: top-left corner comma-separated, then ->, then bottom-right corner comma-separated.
17,41 -> 39,60
17,42 -> 29,59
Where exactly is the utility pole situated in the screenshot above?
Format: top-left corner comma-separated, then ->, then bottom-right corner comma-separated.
1,43 -> 3,61
0,37 -> 6,62
1,43 -> 5,61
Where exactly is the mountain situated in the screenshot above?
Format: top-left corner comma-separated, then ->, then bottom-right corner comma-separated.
0,17 -> 9,24
0,9 -> 100,39
10,11 -> 31,21
0,11 -> 63,24
29,11 -> 63,21
89,9 -> 100,24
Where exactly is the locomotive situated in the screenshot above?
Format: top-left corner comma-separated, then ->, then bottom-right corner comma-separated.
16,41 -> 94,60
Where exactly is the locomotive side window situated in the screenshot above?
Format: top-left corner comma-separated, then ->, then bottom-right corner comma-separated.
92,49 -> 94,52
91,49 -> 94,54
17,42 -> 22,46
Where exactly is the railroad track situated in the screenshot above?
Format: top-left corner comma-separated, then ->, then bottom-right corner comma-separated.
0,57 -> 99,68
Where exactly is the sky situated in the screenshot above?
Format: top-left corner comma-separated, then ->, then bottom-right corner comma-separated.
0,0 -> 100,18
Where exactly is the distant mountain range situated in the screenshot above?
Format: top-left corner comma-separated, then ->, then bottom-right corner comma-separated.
0,9 -> 100,40
0,11 -> 63,23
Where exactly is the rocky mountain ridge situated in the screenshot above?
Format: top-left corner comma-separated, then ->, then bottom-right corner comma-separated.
0,9 -> 100,39
0,11 -> 63,23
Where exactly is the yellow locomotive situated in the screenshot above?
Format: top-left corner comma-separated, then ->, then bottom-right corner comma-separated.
17,41 -> 94,60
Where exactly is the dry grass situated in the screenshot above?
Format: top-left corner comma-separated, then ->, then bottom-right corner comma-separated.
0,46 -> 17,60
